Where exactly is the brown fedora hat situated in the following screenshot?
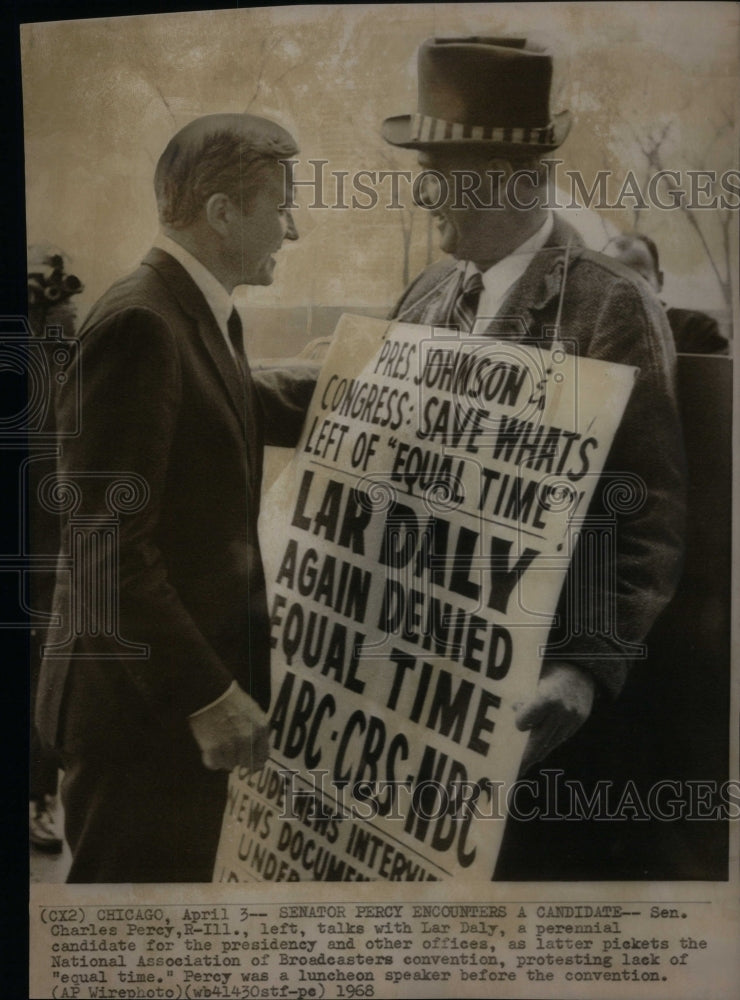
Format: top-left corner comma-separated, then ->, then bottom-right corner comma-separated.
382,36 -> 571,153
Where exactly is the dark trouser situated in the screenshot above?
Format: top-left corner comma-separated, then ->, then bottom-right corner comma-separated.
60,742 -> 228,883
30,629 -> 60,804
30,727 -> 59,804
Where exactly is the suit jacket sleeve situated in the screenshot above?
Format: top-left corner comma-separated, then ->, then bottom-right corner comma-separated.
252,363 -> 319,448
57,306 -> 235,719
545,276 -> 687,697
667,307 -> 729,355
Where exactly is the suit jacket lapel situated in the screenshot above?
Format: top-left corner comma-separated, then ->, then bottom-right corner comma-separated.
489,215 -> 586,343
142,248 -> 247,436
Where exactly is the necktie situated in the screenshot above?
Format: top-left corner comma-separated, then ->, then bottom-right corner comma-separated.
447,268 -> 484,332
227,307 -> 247,379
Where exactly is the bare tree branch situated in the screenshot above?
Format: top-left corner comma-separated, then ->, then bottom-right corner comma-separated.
245,35 -> 280,111
151,81 -> 177,128
626,110 -> 733,312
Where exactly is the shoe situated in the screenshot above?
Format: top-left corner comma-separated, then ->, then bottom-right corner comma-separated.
30,798 -> 63,853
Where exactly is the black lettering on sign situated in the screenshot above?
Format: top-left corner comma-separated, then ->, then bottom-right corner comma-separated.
269,673 -> 336,769
276,539 -> 371,623
291,470 -> 372,553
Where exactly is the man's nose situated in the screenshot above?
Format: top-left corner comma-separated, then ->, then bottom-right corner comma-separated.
283,210 -> 299,241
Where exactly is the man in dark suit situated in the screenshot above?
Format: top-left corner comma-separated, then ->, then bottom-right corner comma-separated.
603,231 -> 729,355
35,113 -> 317,882
383,38 -> 686,785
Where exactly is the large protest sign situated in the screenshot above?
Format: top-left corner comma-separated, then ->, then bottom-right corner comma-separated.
215,313 -> 636,882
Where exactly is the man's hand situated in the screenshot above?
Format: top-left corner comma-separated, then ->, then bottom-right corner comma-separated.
515,661 -> 596,775
188,685 -> 270,772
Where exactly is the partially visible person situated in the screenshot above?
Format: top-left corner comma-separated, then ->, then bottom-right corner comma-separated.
27,245 -> 84,853
604,232 -> 729,355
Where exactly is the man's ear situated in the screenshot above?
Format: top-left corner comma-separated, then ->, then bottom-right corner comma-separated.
204,192 -> 234,236
487,157 -> 515,179
657,269 -> 665,293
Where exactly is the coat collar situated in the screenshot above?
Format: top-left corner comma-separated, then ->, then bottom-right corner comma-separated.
493,213 -> 585,341
141,247 -> 246,434
397,214 -> 586,340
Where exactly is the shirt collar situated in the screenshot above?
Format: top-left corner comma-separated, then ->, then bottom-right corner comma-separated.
460,211 -> 554,289
154,233 -> 234,339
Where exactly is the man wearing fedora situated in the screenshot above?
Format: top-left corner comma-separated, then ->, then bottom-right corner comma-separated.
383,39 -> 686,822
36,113 -> 317,882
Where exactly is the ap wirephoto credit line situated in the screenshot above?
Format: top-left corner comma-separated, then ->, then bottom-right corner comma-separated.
13,3 -> 738,999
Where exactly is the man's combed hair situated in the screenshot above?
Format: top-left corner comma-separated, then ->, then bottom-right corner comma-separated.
629,232 -> 661,274
606,231 -> 662,274
154,113 -> 298,228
